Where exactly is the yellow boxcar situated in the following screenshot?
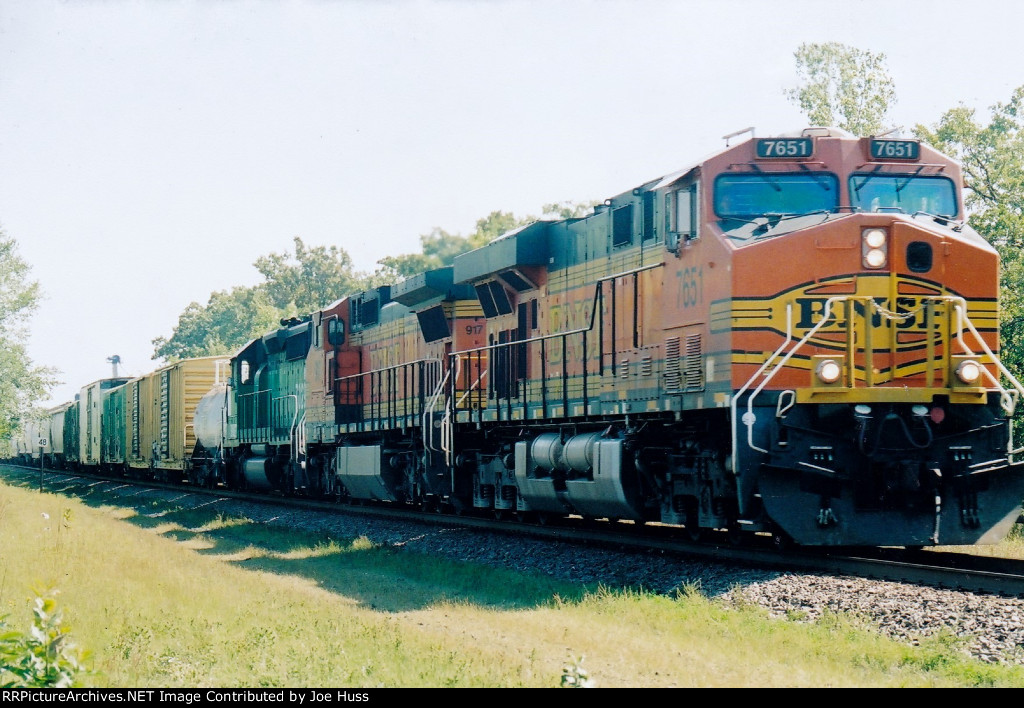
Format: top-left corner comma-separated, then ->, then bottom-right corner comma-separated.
124,356 -> 227,481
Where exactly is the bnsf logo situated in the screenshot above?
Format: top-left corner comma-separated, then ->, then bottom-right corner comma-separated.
794,296 -> 937,333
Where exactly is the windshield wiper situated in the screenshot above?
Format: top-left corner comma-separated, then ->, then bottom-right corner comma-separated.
751,210 -> 831,237
749,164 -> 781,192
798,164 -> 832,191
894,166 -> 925,195
853,165 -> 885,197
912,210 -> 962,230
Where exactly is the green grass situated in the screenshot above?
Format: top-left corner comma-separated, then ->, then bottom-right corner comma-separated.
1,480 -> 1023,687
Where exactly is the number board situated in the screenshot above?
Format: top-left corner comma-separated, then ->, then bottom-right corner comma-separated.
870,139 -> 920,160
756,138 -> 813,158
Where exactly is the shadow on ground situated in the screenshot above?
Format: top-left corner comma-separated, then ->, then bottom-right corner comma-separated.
0,465 -> 587,614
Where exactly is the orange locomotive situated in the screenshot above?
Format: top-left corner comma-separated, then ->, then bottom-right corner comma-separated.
448,126 -> 1024,546
207,127 -> 1024,548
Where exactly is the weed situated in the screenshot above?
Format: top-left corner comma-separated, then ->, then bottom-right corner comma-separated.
0,589 -> 89,688
560,654 -> 595,687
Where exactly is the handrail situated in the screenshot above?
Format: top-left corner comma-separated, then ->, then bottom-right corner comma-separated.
422,364 -> 452,464
951,300 -> 1024,416
451,262 -> 665,360
334,357 -> 444,430
730,303 -> 793,474
333,356 -> 443,383
734,294 -> 1024,466
273,393 -> 299,440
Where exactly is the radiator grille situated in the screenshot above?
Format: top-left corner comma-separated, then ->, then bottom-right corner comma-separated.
664,337 -> 681,392
683,334 -> 703,390
665,334 -> 703,392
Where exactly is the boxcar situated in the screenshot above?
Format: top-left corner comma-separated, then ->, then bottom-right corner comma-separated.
124,356 -> 224,481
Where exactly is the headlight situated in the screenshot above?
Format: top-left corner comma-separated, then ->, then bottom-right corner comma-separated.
956,359 -> 982,384
816,359 -> 842,384
863,228 -> 887,248
864,249 -> 887,268
862,228 -> 888,269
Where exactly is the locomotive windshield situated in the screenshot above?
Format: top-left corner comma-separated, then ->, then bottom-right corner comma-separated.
713,173 -> 839,219
850,174 -> 959,217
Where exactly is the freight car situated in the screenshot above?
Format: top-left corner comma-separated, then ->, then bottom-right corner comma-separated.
111,356 -> 225,481
19,127 -> 1024,549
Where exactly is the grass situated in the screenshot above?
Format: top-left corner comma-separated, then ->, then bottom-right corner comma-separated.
929,522 -> 1024,559
1,479 -> 1024,687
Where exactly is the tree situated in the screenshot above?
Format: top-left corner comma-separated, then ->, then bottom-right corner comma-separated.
375,203 -> 597,281
914,87 -> 1024,247
254,236 -> 366,313
154,237 -> 372,360
0,228 -> 58,449
152,286 -> 285,361
155,201 -> 599,359
375,211 -> 529,280
915,86 -> 1024,377
785,42 -> 897,136
541,200 -> 599,220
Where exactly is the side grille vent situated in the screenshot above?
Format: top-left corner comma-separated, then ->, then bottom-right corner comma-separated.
683,334 -> 703,390
664,336 -> 681,393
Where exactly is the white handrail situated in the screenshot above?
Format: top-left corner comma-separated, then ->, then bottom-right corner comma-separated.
733,294 -> 1024,466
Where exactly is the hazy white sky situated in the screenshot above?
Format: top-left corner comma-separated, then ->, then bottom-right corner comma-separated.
2,0 -> 1022,406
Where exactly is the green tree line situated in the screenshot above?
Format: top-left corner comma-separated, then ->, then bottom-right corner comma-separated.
0,229 -> 58,452
151,202 -> 594,361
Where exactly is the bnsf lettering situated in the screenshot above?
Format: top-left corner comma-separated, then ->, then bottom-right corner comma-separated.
549,300 -> 592,331
794,297 -> 937,332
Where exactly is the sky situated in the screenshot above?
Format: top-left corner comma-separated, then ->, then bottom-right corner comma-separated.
2,0 -> 1022,407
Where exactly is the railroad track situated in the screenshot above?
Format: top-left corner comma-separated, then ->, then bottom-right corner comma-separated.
4,462 -> 1024,597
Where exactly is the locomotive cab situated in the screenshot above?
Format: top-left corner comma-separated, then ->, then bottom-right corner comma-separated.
710,128 -> 1024,546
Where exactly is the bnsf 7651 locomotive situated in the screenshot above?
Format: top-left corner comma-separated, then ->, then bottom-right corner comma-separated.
34,127 -> 1024,548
